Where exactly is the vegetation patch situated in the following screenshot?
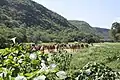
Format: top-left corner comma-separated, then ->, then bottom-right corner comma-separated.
0,43 -> 120,79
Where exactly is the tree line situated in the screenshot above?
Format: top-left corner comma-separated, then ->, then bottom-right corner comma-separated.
0,25 -> 101,48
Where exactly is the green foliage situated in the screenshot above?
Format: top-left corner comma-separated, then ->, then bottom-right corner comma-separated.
0,0 -> 76,30
74,62 -> 120,80
110,22 -> 120,41
70,43 -> 120,71
0,25 -> 101,47
51,52 -> 72,71
0,44 -> 60,79
0,43 -> 120,79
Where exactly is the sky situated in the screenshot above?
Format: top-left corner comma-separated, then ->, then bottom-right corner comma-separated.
33,0 -> 120,29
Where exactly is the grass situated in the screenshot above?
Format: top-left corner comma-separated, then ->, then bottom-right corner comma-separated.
70,43 -> 120,72
1,42 -> 120,72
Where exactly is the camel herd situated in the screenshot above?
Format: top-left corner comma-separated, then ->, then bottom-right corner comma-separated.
31,43 -> 89,53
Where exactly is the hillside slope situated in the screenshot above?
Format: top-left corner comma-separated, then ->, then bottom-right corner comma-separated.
69,20 -> 110,39
0,0 -> 77,31
69,20 -> 96,34
94,27 -> 110,39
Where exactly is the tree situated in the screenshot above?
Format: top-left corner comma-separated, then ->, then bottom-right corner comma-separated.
110,22 -> 120,41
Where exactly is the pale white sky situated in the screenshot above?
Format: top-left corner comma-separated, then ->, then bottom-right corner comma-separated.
33,0 -> 120,29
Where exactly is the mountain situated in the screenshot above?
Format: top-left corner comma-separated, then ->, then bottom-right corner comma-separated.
69,20 -> 110,39
0,0 -> 110,46
0,0 -> 81,44
94,27 -> 110,39
0,0 -> 77,31
69,20 -> 96,34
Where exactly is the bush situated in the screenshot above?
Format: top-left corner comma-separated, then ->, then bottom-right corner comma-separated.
73,62 -> 120,80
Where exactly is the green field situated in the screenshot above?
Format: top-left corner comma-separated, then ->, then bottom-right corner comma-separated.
0,43 -> 120,79
0,43 -> 120,71
70,43 -> 120,71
